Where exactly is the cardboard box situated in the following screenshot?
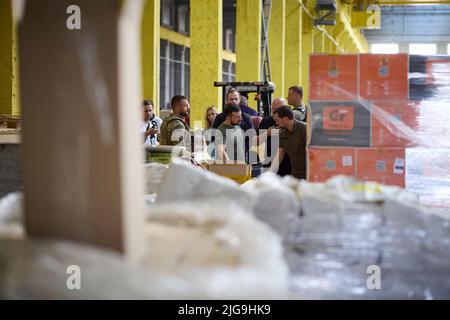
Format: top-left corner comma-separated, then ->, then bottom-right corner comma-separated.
309,55 -> 358,101
359,54 -> 409,100
371,100 -> 419,147
356,148 -> 405,187
308,147 -> 356,182
207,163 -> 252,184
309,100 -> 371,147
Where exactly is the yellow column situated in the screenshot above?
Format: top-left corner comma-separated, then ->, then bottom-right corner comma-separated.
313,29 -> 323,53
141,0 -> 160,111
0,0 -> 14,115
236,0 -> 261,82
284,0 -> 302,95
12,19 -> 19,115
190,0 -> 222,127
301,8 -> 313,102
333,22 -> 345,54
324,26 -> 334,53
268,0 -> 285,98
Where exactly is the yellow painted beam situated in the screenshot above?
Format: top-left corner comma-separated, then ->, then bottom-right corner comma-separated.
372,0 -> 450,4
324,26 -> 335,53
160,27 -> 191,48
222,50 -> 236,63
301,6 -> 313,102
337,2 -> 364,53
190,0 -> 222,128
141,0 -> 160,111
351,10 -> 381,29
12,12 -> 19,116
236,0 -> 261,82
284,0 -> 303,95
313,29 -> 324,53
268,0 -> 286,98
0,0 -> 14,115
333,22 -> 345,53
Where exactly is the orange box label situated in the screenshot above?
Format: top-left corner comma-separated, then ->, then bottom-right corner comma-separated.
323,106 -> 354,131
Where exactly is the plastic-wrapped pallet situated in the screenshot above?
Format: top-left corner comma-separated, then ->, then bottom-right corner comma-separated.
157,158 -> 254,212
142,162 -> 169,195
0,237 -> 196,299
286,175 -> 450,299
142,201 -> 290,299
0,192 -> 24,239
242,173 -> 301,237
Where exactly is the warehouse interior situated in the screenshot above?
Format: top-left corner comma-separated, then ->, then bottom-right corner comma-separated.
0,0 -> 450,299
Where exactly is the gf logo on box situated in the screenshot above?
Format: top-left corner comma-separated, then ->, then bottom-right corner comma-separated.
323,106 -> 354,130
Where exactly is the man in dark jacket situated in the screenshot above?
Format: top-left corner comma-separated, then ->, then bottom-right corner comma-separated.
258,97 -> 291,176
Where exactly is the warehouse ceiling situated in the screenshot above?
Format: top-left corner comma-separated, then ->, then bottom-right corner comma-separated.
364,5 -> 450,43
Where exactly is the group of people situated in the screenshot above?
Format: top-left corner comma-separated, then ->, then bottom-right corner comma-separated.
140,85 -> 308,180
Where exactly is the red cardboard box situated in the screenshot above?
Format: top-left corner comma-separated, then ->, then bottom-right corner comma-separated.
309,100 -> 371,147
360,54 -> 409,100
310,55 -> 358,101
371,100 -> 420,147
308,147 -> 356,182
356,148 -> 405,187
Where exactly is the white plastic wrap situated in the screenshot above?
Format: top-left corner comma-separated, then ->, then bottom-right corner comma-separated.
157,158 -> 254,212
143,201 -> 289,299
0,192 -> 24,239
0,237 -> 194,299
142,162 -> 169,195
308,54 -> 450,214
242,173 -> 301,237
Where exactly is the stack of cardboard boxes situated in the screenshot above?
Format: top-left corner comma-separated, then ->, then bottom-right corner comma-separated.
307,53 -> 438,187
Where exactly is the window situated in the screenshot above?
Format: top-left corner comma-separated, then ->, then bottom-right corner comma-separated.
370,44 -> 399,54
225,29 -> 234,52
161,0 -> 175,28
176,5 -> 189,34
222,60 -> 236,82
160,40 -> 190,110
409,44 -> 437,55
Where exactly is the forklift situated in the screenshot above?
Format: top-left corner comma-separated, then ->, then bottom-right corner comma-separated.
213,81 -> 276,118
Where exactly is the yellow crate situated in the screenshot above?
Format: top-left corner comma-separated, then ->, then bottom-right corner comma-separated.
207,163 -> 252,184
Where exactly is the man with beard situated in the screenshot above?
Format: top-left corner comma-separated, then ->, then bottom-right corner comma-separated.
215,103 -> 245,163
257,97 -> 291,176
269,105 -> 307,180
160,95 -> 191,151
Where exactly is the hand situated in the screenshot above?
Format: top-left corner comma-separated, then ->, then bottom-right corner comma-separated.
268,126 -> 280,137
146,128 -> 158,136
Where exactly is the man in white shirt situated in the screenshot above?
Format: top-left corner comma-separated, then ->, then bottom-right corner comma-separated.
141,99 -> 162,146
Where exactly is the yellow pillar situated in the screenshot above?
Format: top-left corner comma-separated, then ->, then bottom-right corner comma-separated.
321,29 -> 326,53
268,0 -> 285,98
324,26 -> 334,53
12,18 -> 19,115
333,23 -> 345,54
141,0 -> 160,111
301,8 -> 313,102
190,0 -> 222,128
236,0 -> 261,82
313,29 -> 323,53
0,0 -> 17,116
284,0 -> 302,95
